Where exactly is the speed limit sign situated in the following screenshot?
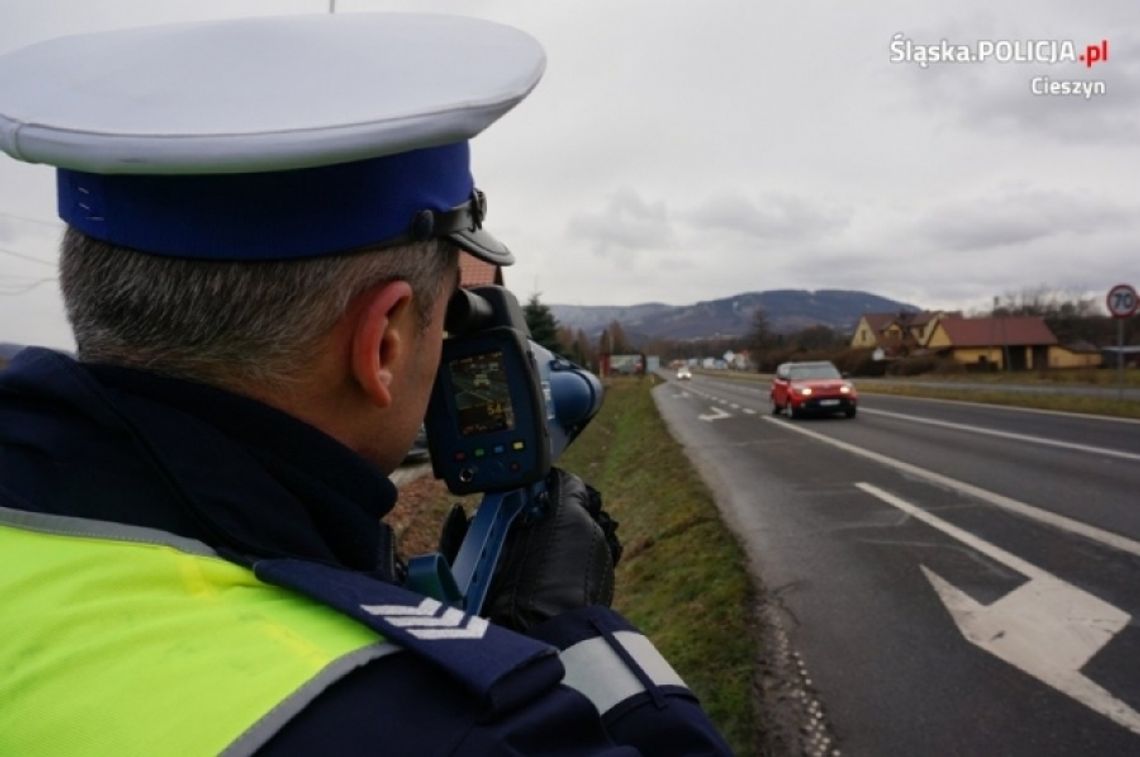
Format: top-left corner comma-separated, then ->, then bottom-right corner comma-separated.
1107,284 -> 1137,319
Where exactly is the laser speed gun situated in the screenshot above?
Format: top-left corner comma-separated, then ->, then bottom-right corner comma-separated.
407,285 -> 603,614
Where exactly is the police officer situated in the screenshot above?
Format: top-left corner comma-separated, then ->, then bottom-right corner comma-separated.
0,13 -> 730,756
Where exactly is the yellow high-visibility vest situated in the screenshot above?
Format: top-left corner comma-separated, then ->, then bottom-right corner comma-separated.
0,507 -> 397,756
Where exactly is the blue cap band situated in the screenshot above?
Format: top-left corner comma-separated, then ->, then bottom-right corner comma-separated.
57,141 -> 473,260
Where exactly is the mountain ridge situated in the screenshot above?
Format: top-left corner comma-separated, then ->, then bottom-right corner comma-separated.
550,289 -> 920,343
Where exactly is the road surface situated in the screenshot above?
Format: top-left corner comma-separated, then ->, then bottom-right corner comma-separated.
655,372 -> 1140,755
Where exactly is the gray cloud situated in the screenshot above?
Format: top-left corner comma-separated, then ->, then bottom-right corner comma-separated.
803,227 -> 1140,314
915,189 -> 1138,251
685,192 -> 850,242
566,187 -> 675,261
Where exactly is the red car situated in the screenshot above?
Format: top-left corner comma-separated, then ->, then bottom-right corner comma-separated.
770,361 -> 857,419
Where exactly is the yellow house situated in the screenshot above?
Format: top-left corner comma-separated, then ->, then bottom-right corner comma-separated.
850,314 -> 897,348
928,316 -> 1058,370
1048,341 -> 1103,369
851,311 -> 955,353
909,311 -> 957,346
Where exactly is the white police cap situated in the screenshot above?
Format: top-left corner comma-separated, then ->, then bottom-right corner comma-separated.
0,13 -> 545,263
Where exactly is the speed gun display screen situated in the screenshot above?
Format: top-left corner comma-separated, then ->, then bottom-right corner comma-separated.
449,351 -> 516,437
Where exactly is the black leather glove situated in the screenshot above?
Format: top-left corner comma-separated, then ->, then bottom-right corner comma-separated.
439,468 -> 622,633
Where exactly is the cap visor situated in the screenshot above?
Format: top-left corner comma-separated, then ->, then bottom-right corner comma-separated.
448,226 -> 515,266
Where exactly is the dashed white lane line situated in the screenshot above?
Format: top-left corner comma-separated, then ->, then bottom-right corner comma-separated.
676,385 -> 762,415
860,407 -> 1140,463
761,416 -> 1140,559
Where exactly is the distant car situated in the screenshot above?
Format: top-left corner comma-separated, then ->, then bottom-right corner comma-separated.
676,366 -> 692,380
770,361 -> 857,419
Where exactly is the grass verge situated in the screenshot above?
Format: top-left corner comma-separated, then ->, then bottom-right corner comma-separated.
390,376 -> 759,754
894,368 -> 1140,387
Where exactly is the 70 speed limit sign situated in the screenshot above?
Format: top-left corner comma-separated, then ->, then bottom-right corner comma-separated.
1107,284 -> 1137,318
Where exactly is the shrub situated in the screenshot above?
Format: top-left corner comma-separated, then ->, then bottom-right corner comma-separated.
831,347 -> 886,377
887,355 -> 964,376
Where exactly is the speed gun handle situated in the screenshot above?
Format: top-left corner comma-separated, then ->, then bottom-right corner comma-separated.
405,485 -> 544,614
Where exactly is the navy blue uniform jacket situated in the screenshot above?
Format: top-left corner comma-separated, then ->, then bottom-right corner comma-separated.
0,348 -> 731,755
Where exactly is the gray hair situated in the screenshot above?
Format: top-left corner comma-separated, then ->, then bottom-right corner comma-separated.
59,228 -> 458,389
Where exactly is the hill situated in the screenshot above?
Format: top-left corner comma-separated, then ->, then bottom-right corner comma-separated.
550,289 -> 919,343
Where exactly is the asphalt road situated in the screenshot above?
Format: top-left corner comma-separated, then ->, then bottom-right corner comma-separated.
654,372 -> 1140,756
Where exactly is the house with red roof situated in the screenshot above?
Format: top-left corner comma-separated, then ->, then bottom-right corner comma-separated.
850,313 -> 902,350
905,310 -> 960,345
850,311 -> 956,356
853,310 -> 1104,370
927,315 -> 1100,370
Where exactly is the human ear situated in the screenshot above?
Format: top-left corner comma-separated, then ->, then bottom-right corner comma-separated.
350,280 -> 414,409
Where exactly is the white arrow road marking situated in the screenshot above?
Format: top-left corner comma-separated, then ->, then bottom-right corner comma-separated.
698,406 -> 732,422
857,482 -> 1139,735
763,417 -> 1140,559
671,391 -> 691,399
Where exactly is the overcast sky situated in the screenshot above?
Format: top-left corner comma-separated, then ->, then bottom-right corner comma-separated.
2,0 -> 1138,349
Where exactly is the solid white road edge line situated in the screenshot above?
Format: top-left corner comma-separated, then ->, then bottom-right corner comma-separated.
759,416 -> 1140,559
859,407 -> 1140,462
856,482 -> 1139,736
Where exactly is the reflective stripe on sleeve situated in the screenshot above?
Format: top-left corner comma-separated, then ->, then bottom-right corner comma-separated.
559,630 -> 688,715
